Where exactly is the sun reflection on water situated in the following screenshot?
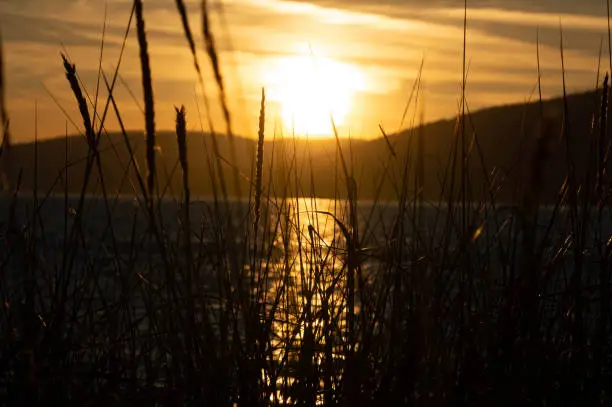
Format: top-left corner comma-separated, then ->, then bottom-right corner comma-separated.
259,198 -> 354,404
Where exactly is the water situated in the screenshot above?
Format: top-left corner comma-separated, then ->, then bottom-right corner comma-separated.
1,194 -> 611,403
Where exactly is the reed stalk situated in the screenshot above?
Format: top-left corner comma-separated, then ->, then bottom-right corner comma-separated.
135,0 -> 156,201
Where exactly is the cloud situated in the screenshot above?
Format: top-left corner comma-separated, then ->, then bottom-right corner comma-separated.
430,7 -> 609,31
0,0 -> 606,142
284,0 -> 605,18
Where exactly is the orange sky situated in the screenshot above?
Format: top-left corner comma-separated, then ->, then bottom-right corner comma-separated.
0,0 -> 608,142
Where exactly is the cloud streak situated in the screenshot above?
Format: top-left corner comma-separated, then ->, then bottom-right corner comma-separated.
0,0 -> 606,141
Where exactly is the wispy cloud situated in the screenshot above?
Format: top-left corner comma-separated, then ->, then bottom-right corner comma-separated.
0,0 -> 606,141
430,7 -> 610,31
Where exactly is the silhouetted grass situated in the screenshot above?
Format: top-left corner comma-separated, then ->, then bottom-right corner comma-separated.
135,0 -> 156,201
2,2 -> 612,407
0,27 -> 10,184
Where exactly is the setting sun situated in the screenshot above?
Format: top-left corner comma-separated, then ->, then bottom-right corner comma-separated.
265,51 -> 366,137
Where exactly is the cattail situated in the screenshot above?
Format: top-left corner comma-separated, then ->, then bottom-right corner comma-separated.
61,54 -> 94,147
135,0 -> 156,198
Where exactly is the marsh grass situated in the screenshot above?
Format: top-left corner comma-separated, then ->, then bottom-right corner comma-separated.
0,27 -> 10,191
135,0 -> 156,202
2,1 -> 612,406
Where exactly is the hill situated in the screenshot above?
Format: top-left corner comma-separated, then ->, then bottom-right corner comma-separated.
2,90 -> 606,204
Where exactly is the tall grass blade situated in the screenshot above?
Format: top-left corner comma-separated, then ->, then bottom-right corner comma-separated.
201,0 -> 242,201
201,0 -> 232,137
135,0 -> 156,200
608,0 -> 612,76
175,0 -> 203,77
379,124 -> 397,158
599,74 -> 609,196
62,55 -> 94,146
0,30 -> 11,191
537,28 -> 543,118
176,106 -> 192,268
398,57 -> 424,132
92,4 -> 107,132
253,88 -> 265,246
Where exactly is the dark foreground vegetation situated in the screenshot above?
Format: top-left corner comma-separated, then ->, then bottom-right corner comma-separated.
1,1 -> 612,406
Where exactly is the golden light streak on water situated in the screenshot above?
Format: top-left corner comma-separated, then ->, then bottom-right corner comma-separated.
260,198 -> 353,404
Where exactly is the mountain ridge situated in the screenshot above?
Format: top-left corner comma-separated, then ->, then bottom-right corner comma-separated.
3,89 -> 606,204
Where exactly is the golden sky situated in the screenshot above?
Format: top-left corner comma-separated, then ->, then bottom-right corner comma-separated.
0,0 -> 608,141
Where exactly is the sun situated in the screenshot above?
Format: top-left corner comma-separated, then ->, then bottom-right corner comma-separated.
265,52 -> 366,137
